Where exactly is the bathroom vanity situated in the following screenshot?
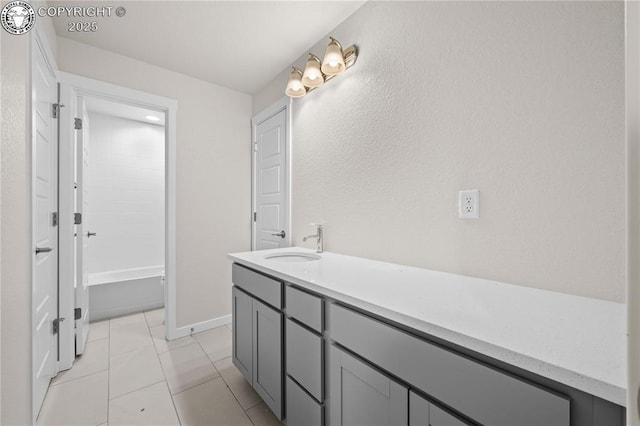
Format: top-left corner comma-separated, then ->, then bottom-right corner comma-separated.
228,248 -> 626,426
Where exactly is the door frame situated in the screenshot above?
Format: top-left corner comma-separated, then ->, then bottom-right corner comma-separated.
57,72 -> 180,366
251,97 -> 292,250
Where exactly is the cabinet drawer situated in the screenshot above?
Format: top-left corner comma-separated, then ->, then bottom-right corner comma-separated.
286,318 -> 323,401
286,285 -> 323,332
232,263 -> 282,309
330,304 -> 570,426
287,376 -> 323,426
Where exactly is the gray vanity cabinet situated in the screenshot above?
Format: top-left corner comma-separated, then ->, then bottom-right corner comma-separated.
409,391 -> 469,426
329,345 -> 409,426
231,265 -> 283,420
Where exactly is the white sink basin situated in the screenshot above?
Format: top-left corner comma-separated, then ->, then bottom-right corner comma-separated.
264,252 -> 321,262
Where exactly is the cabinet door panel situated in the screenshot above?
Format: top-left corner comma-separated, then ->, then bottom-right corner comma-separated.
409,391 -> 430,425
410,391 -> 468,426
232,286 -> 253,382
330,345 -> 408,426
430,405 -> 468,426
253,299 -> 283,419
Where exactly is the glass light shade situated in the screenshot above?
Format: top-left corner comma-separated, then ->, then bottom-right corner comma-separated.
321,37 -> 346,76
301,54 -> 324,88
285,68 -> 306,98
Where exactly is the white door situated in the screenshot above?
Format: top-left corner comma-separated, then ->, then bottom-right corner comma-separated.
253,102 -> 290,250
75,97 -> 91,355
32,38 -> 59,419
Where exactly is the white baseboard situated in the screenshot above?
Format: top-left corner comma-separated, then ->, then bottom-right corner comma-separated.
171,314 -> 232,340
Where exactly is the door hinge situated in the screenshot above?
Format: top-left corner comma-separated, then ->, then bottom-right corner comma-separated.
253,143 -> 258,152
74,213 -> 82,225
74,308 -> 82,320
51,212 -> 58,227
52,103 -> 65,118
74,118 -> 82,130
52,317 -> 65,334
253,212 -> 257,222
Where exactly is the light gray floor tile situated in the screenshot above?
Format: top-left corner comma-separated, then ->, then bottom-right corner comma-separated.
159,342 -> 219,395
173,378 -> 252,426
87,320 -> 109,342
36,371 -> 108,426
110,312 -> 147,327
52,339 -> 109,386
246,402 -> 283,426
150,324 -> 195,354
108,381 -> 179,426
110,345 -> 165,399
110,320 -> 154,357
214,357 -> 261,410
194,326 -> 232,363
144,308 -> 165,328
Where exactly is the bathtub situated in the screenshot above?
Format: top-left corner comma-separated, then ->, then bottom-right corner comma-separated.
89,265 -> 165,321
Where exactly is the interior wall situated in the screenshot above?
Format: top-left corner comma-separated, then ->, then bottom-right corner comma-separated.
253,1 -> 626,302
626,0 -> 640,422
56,37 -> 252,327
1,32 -> 32,426
87,112 -> 165,275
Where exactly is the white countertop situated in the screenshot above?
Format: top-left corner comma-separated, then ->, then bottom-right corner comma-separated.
228,247 -> 626,406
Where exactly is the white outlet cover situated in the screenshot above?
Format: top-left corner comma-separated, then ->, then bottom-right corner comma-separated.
459,190 -> 479,219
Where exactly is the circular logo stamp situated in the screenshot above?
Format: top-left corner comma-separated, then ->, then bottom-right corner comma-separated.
1,1 -> 35,35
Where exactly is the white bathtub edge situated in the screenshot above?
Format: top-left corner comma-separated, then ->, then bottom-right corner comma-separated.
89,265 -> 165,286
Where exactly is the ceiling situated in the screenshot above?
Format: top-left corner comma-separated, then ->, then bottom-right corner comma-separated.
49,1 -> 366,94
85,96 -> 166,125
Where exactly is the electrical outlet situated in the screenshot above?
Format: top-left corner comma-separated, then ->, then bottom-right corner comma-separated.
459,190 -> 479,219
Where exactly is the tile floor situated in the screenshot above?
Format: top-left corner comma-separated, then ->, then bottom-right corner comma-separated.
36,309 -> 282,426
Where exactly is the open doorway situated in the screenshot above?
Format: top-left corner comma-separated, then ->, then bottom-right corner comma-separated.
80,97 -> 166,323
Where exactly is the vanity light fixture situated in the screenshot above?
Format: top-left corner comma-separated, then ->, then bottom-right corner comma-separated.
321,37 -> 347,75
285,67 -> 306,98
301,53 -> 324,88
285,37 -> 357,98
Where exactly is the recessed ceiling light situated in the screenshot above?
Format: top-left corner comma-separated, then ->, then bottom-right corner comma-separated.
145,115 -> 160,122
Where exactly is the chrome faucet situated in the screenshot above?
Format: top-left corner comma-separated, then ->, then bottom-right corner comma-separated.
302,224 -> 324,253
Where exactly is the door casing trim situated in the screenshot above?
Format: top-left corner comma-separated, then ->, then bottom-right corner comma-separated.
56,72 -> 180,360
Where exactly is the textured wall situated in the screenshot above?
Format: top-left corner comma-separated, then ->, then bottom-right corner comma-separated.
1,29 -> 32,425
254,1 -> 625,302
57,38 -> 252,327
87,113 -> 165,275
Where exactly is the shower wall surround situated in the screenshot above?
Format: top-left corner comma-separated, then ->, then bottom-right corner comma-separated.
87,112 -> 165,275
